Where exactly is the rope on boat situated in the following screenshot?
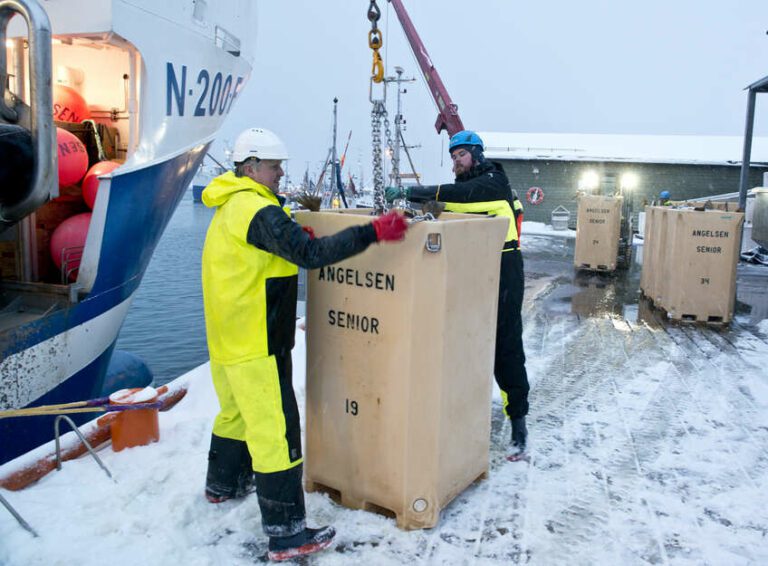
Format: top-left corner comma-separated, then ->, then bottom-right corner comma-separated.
0,385 -> 170,419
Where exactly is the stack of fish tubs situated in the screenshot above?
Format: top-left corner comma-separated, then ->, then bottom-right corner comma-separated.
640,205 -> 744,324
573,195 -> 623,272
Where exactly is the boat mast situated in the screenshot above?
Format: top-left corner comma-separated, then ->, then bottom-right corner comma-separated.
385,66 -> 415,189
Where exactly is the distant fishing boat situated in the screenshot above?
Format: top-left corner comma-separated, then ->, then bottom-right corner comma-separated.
191,155 -> 229,203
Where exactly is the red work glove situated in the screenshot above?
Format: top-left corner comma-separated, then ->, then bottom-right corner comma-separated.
302,226 -> 315,240
372,210 -> 408,242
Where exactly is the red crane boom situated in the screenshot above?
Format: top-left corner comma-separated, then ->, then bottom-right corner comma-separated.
387,0 -> 465,137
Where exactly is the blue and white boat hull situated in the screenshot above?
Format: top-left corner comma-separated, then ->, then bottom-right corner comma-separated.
1,0 -> 254,464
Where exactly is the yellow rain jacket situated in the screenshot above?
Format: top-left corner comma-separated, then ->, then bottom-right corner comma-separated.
201,171 -> 378,473
202,171 -> 298,365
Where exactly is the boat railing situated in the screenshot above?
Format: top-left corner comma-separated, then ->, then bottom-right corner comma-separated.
0,490 -> 37,537
60,245 -> 84,284
0,415 -> 112,538
0,0 -> 57,230
54,415 -> 113,480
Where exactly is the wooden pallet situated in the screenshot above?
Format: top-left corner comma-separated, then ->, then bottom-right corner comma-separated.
667,311 -> 729,326
639,289 -> 656,305
305,469 -> 489,530
644,300 -> 729,326
575,262 -> 615,273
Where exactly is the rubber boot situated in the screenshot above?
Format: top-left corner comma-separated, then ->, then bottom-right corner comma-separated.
511,417 -> 528,452
267,525 -> 336,562
205,434 -> 255,503
255,465 -> 307,538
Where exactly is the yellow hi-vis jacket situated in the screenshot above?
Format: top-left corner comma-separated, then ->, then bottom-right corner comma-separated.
201,172 -> 298,365
444,198 -> 523,251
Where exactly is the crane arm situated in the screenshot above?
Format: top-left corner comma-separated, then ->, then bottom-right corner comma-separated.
387,0 -> 464,136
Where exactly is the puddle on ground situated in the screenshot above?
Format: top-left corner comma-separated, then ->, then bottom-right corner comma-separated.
525,241 -> 768,326
735,264 -> 768,325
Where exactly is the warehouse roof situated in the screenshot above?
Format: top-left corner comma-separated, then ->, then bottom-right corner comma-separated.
480,132 -> 768,166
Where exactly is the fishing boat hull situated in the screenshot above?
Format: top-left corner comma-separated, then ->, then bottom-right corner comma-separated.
0,0 -> 253,464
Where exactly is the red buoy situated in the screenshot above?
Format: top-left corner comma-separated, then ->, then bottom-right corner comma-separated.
56,127 -> 89,187
50,212 -> 91,279
53,85 -> 91,123
82,161 -> 120,209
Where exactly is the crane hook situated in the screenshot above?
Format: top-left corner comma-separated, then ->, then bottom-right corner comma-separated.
368,0 -> 381,25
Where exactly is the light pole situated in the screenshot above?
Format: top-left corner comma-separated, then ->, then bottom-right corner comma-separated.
620,171 -> 638,225
618,172 -> 639,267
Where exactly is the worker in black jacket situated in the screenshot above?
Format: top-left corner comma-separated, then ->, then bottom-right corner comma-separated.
203,127 -> 409,561
386,130 -> 529,458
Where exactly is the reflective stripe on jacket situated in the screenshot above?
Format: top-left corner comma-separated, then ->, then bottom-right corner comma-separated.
443,198 -> 522,251
408,161 -> 522,251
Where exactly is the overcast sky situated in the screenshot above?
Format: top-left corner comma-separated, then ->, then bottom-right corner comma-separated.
214,0 -> 768,186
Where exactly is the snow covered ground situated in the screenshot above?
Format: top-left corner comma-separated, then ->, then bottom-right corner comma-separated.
1,235 -> 767,565
522,220 -> 576,240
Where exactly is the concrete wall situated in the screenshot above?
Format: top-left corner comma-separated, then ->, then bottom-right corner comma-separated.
498,159 -> 768,224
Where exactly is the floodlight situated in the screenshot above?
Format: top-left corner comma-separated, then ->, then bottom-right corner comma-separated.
579,170 -> 599,191
620,172 -> 639,191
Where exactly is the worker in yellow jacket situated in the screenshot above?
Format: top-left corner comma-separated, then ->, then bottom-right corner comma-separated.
202,127 -> 407,561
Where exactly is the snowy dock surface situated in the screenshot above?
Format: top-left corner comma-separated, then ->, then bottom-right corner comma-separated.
1,234 -> 767,565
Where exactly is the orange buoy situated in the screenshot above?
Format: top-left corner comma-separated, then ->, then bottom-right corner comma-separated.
56,127 -> 89,187
108,387 -> 160,452
81,161 -> 120,209
53,84 -> 91,123
50,212 -> 91,278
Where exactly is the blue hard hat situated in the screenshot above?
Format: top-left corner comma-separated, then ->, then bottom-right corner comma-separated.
659,190 -> 670,199
449,130 -> 484,152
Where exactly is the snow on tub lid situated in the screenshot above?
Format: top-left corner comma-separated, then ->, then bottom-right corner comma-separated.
109,386 -> 158,404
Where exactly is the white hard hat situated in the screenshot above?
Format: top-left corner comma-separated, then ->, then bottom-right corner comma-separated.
231,128 -> 289,162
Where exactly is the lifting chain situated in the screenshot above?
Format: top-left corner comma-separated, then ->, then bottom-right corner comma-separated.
369,0 -> 387,213
370,100 -> 386,213
371,96 -> 397,214
367,1 -> 384,84
368,1 -> 399,213
382,109 -> 400,192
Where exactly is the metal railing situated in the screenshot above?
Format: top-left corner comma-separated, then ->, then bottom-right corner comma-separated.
53,415 -> 113,480
0,0 -> 56,231
60,245 -> 84,284
0,491 -> 37,537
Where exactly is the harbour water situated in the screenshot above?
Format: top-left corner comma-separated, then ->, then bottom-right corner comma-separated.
115,190 -> 214,385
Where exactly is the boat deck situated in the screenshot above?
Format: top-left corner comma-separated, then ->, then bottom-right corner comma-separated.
0,281 -> 72,335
